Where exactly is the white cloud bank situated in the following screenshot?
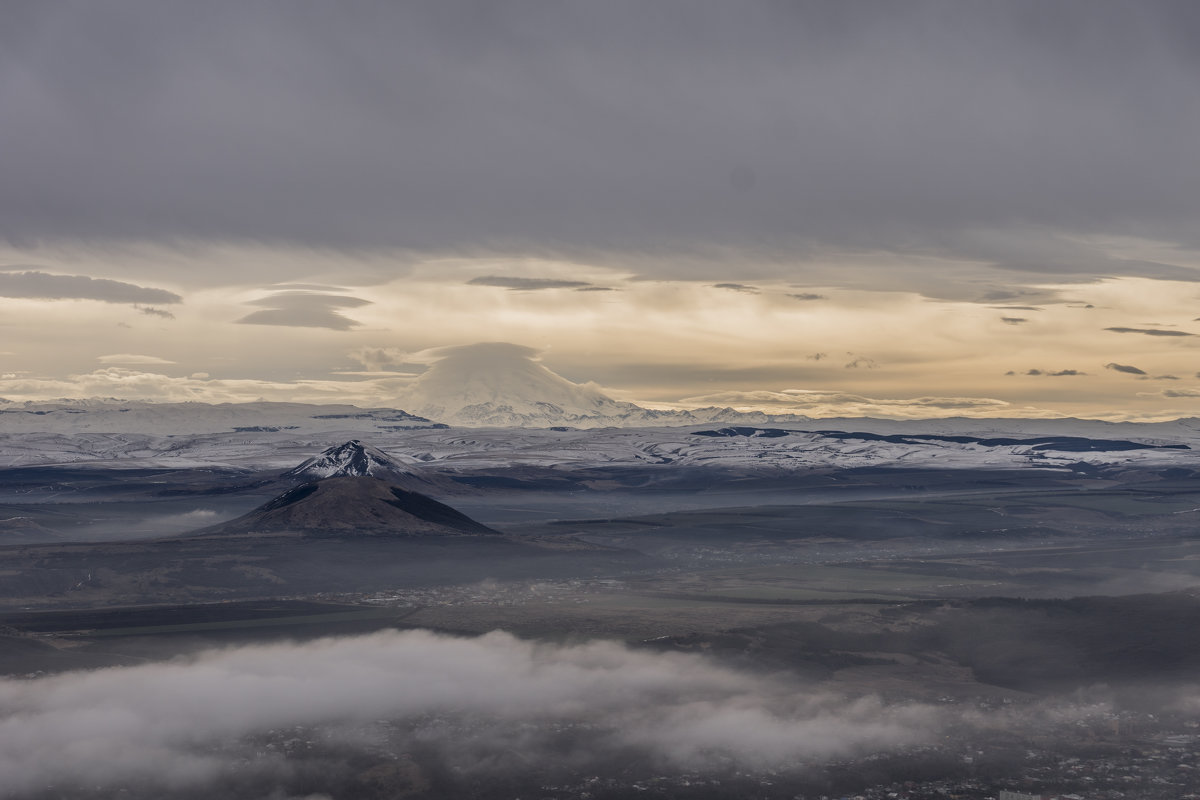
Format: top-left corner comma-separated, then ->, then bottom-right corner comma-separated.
0,630 -> 940,797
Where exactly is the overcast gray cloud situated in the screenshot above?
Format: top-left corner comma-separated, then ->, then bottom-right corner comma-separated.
0,270 -> 180,304
237,292 -> 370,331
467,276 -> 593,290
3,1 -> 1200,288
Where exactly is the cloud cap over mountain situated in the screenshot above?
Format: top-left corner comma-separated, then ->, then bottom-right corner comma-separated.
399,343 -> 637,424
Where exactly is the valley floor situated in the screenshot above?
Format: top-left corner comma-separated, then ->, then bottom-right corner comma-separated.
3,452 -> 1200,799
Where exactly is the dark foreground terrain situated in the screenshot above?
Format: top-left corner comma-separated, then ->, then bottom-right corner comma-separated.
2,461 -> 1200,799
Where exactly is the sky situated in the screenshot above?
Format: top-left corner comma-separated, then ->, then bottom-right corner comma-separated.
3,1 -> 1200,420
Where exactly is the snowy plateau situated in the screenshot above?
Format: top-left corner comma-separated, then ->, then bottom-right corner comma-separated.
0,397 -> 1198,476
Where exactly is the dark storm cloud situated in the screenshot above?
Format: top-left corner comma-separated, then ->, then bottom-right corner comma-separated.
5,1 -> 1200,287
1105,327 -> 1196,337
237,292 -> 370,331
1106,362 -> 1148,375
788,292 -> 826,301
0,270 -> 180,304
1001,317 -> 1027,325
467,276 -> 593,290
713,283 -> 759,293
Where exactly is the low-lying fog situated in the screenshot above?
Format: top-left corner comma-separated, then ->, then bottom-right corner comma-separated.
2,629 -> 1196,798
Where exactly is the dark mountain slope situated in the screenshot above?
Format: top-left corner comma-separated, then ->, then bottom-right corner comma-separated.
193,476 -> 501,538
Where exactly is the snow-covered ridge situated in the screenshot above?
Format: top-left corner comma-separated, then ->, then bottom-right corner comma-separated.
0,396 -> 813,432
1,416 -> 1198,473
0,400 -> 443,435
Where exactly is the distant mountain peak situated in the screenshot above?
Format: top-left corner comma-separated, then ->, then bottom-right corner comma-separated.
283,440 -> 410,480
395,341 -> 819,429
403,342 -> 638,426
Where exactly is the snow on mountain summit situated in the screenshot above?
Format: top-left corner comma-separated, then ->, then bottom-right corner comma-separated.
283,440 -> 412,479
401,343 -> 643,426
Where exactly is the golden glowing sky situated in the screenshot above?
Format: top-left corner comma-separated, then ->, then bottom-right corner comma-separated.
2,243 -> 1199,420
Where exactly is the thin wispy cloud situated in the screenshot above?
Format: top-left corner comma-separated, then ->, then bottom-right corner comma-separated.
134,305 -> 175,319
1105,363 -> 1148,376
1105,327 -> 1195,337
97,354 -> 176,365
680,389 -> 1009,416
0,271 -> 180,305
1026,369 -> 1085,377
467,276 -> 594,291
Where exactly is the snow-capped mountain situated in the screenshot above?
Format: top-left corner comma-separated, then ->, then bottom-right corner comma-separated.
400,343 -> 640,426
282,440 -> 414,480
399,342 -> 808,428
